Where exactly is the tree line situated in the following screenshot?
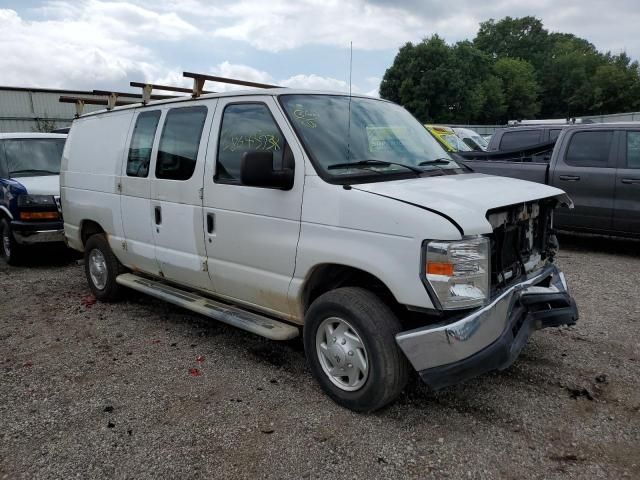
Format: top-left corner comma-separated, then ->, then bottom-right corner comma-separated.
379,17 -> 640,124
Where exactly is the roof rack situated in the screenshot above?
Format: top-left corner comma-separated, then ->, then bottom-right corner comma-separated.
129,82 -> 215,103
59,95 -> 140,117
58,72 -> 282,116
93,89 -> 178,100
183,71 -> 280,98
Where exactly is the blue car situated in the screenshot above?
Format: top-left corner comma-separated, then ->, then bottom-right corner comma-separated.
0,133 -> 67,264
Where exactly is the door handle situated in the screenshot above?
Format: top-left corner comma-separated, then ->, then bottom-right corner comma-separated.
154,206 -> 162,225
559,175 -> 581,181
207,213 -> 215,233
621,178 -> 640,185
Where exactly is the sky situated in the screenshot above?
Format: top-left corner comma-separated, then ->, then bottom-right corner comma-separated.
1,0 -> 639,97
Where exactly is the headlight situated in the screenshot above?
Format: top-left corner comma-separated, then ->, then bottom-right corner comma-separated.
424,236 -> 490,310
17,194 -> 57,207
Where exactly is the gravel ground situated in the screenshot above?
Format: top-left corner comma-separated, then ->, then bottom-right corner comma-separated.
1,235 -> 639,479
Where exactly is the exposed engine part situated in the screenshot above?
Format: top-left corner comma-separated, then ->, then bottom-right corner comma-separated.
486,200 -> 555,291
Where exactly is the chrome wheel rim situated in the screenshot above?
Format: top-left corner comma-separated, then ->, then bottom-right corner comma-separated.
88,249 -> 108,290
316,317 -> 369,391
2,228 -> 10,258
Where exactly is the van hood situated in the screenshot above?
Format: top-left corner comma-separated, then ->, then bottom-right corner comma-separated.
11,175 -> 60,196
354,173 -> 571,235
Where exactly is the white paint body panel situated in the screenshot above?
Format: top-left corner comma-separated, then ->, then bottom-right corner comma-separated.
12,175 -> 60,196
148,99 -> 216,290
61,111 -> 132,253
119,110 -> 160,275
61,91 -> 571,324
202,97 -> 304,318
354,174 -> 570,235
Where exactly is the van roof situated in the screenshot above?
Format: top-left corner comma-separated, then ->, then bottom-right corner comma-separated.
0,132 -> 67,139
78,88 -> 386,119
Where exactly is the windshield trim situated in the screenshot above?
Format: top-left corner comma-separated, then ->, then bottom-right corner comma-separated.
277,93 -> 464,185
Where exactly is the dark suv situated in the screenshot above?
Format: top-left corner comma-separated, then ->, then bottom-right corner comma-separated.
487,125 -> 568,151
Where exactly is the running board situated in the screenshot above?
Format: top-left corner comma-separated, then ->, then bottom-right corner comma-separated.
116,273 -> 299,341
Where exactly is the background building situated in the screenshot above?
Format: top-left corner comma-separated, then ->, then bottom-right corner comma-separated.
0,86 -> 137,133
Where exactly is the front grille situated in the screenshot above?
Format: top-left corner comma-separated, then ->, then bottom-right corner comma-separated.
487,201 -> 553,291
54,196 -> 63,217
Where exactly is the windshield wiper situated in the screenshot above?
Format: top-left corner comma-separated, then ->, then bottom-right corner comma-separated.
10,169 -> 59,175
327,159 -> 422,175
418,158 -> 453,166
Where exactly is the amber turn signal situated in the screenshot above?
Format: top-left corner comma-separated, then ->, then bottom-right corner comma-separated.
426,261 -> 454,276
19,211 -> 59,221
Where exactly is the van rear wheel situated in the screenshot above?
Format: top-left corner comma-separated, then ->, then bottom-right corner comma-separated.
303,287 -> 409,412
84,234 -> 125,301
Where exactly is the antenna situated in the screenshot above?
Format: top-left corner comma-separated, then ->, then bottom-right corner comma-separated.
349,41 -> 353,97
346,41 -> 353,162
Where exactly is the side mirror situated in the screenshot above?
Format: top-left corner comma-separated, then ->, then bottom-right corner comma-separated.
240,151 -> 294,190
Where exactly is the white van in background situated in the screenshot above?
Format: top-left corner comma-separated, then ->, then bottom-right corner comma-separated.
61,90 -> 578,411
452,127 -> 488,151
0,133 -> 67,264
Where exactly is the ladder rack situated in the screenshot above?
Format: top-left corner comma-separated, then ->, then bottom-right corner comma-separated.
59,95 -> 140,117
59,71 -> 283,116
183,71 -> 280,97
93,89 -> 177,100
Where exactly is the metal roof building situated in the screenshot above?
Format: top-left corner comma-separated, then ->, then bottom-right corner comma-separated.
0,86 -> 126,133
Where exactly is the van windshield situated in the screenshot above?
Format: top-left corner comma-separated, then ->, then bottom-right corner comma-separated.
4,138 -> 66,177
279,95 -> 463,181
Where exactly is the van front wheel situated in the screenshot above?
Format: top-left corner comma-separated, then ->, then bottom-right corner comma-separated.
303,287 -> 409,412
0,219 -> 23,265
84,234 -> 124,301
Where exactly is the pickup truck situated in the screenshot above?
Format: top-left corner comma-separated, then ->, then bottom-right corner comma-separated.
61,90 -> 578,411
459,123 -> 640,237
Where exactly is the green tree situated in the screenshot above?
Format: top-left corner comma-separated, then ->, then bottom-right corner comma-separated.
477,75 -> 506,123
379,36 -> 495,123
474,16 -> 550,71
33,116 -> 57,133
380,16 -> 640,123
493,58 -> 540,119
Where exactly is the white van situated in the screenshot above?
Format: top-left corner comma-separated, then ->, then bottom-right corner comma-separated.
452,127 -> 489,151
61,90 -> 578,411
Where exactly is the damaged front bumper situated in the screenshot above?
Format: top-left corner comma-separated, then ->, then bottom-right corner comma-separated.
396,264 -> 577,390
11,220 -> 65,245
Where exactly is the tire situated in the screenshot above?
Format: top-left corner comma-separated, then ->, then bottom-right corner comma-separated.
1,218 -> 23,266
84,234 -> 125,301
303,287 -> 409,412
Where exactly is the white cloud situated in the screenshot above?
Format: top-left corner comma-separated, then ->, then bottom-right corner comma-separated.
211,0 -> 424,52
0,2 -> 198,89
2,0 -> 638,100
280,74 -> 349,91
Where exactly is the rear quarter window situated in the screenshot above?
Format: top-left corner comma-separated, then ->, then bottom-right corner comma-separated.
565,130 -> 613,167
626,131 -> 640,168
499,130 -> 542,150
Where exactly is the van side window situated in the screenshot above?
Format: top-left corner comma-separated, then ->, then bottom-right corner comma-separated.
156,106 -> 207,181
627,131 -> 640,168
565,131 -> 613,167
499,130 -> 541,150
216,103 -> 284,184
127,111 -> 160,177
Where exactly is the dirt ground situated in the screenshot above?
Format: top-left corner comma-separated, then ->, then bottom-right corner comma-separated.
1,234 -> 639,479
